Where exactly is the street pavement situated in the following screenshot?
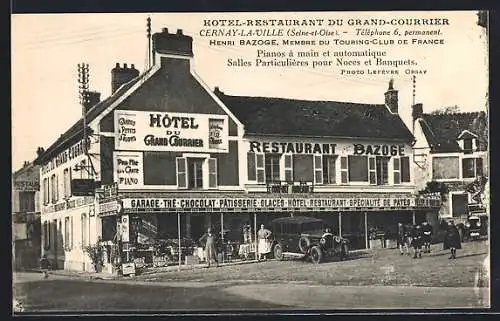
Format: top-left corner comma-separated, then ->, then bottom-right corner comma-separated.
12,239 -> 490,312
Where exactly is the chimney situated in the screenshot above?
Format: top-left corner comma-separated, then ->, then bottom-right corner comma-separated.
23,161 -> 30,167
36,147 -> 45,157
111,63 -> 140,94
411,103 -> 423,134
152,27 -> 194,59
384,79 -> 399,114
83,91 -> 101,112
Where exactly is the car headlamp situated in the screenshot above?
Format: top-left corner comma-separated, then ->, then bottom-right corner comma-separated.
477,222 -> 481,226
465,223 -> 470,227
320,237 -> 326,245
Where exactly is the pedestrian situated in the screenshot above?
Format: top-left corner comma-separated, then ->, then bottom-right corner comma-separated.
397,222 -> 406,255
422,221 -> 433,253
242,223 -> 252,244
199,228 -> 219,268
411,224 -> 424,259
39,254 -> 51,279
257,224 -> 272,261
443,220 -> 462,259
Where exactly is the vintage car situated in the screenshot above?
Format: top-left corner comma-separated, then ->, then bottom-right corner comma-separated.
270,216 -> 349,264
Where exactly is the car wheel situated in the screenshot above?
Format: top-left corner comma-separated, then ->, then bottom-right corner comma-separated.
310,246 -> 323,264
299,236 -> 311,254
274,244 -> 284,261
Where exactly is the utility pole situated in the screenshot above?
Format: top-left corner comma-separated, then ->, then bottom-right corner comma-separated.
147,17 -> 152,68
78,63 -> 90,156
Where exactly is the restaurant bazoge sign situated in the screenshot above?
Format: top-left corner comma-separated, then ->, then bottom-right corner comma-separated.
122,196 -> 441,212
114,110 -> 228,152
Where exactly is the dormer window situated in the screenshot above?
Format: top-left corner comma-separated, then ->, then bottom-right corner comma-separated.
463,138 -> 473,153
457,130 -> 478,154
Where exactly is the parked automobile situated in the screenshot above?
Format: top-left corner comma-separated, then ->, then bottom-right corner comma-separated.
269,216 -> 349,264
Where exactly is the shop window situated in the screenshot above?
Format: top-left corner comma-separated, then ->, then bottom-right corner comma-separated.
348,155 -> 368,182
393,158 -> 401,184
462,157 -> 483,179
375,157 -> 389,185
401,156 -> 410,182
284,154 -> 293,182
265,154 -> 280,183
247,152 -> 256,181
322,155 -> 337,184
340,156 -> 348,184
432,156 -> 459,179
63,168 -> 72,198
314,155 -> 323,184
293,154 -> 313,182
19,191 -> 35,212
208,158 -> 218,188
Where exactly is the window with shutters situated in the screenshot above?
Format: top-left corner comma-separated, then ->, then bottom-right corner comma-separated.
43,178 -> 49,205
256,154 -> 265,183
401,156 -> 411,182
50,174 -> 58,203
188,158 -> 204,189
81,214 -> 88,247
462,157 -> 483,179
265,154 -> 280,183
64,217 -> 70,251
176,157 -> 188,188
284,154 -> 293,182
322,155 -> 337,184
375,156 -> 389,185
208,158 -> 217,188
293,155 -> 313,182
19,191 -> 35,212
369,157 -> 376,185
340,156 -> 348,184
393,158 -> 401,184
314,155 -> 323,184
348,156 -> 368,182
43,221 -> 50,250
247,152 -> 256,181
63,168 -> 72,198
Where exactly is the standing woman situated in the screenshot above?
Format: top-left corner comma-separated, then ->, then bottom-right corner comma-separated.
443,220 -> 462,259
257,224 -> 272,261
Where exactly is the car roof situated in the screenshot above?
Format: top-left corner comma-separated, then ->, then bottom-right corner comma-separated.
270,216 -> 324,224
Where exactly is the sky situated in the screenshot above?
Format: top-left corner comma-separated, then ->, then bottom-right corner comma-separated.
11,11 -> 488,171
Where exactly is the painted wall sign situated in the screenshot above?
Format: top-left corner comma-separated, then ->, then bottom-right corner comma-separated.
41,138 -> 90,174
113,152 -> 144,189
353,144 -> 405,156
114,110 -> 228,153
14,181 -> 40,191
121,196 -> 441,211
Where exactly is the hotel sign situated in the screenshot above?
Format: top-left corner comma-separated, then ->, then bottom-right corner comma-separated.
122,196 -> 441,211
114,110 -> 228,153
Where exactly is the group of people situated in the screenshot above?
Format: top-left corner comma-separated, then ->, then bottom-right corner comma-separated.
198,224 -> 273,268
397,220 -> 462,260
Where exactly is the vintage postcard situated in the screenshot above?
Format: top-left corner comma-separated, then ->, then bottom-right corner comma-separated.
12,11 -> 490,313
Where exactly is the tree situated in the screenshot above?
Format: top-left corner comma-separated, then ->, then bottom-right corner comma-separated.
418,181 -> 449,202
465,176 -> 488,204
430,105 -> 460,115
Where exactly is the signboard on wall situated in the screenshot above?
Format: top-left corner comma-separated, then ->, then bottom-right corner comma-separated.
113,152 -> 144,189
71,179 -> 96,196
114,110 -> 229,153
121,195 -> 441,211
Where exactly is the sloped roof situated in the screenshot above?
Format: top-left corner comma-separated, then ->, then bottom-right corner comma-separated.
216,92 -> 414,141
419,111 -> 488,153
34,71 -> 150,165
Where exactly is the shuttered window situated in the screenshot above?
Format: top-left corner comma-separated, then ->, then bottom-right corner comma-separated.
176,157 -> 187,188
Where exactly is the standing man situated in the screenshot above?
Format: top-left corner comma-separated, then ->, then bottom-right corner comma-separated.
411,224 -> 424,259
199,228 -> 219,268
257,224 -> 272,261
444,220 -> 462,259
397,222 -> 406,255
421,221 -> 433,253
